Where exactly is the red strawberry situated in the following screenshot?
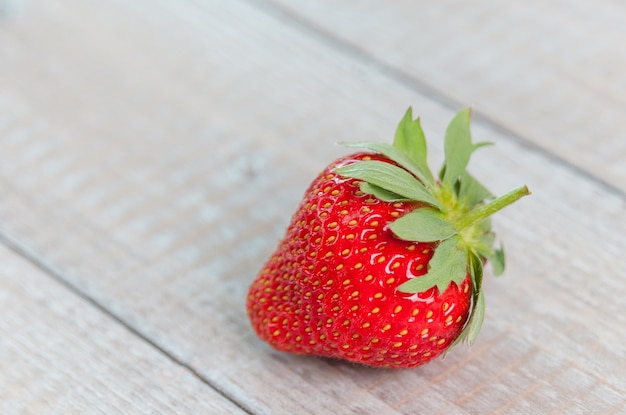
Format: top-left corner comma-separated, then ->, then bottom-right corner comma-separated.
247,108 -> 529,368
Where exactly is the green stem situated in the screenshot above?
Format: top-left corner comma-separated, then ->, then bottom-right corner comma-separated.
455,185 -> 530,231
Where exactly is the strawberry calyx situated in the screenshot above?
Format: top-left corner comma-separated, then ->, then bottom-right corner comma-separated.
334,108 -> 530,346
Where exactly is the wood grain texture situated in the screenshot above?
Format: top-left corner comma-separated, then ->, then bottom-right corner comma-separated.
1,0 -> 625,414
266,0 -> 626,194
0,244 -> 246,415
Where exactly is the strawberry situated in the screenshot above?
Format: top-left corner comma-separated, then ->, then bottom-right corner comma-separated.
247,108 -> 529,368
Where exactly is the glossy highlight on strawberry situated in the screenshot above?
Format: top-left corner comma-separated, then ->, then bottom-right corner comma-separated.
247,108 -> 529,368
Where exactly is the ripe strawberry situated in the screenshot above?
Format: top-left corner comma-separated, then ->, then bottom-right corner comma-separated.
247,108 -> 529,368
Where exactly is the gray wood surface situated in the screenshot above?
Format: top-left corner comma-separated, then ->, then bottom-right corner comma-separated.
0,244 -> 246,414
269,0 -> 626,193
1,0 -> 625,414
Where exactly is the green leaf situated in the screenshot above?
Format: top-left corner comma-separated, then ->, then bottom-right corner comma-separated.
340,142 -> 433,186
472,231 -> 495,259
334,160 -> 442,209
450,253 -> 485,348
359,182 -> 410,202
468,251 -> 484,295
465,290 -> 485,346
393,108 -> 433,183
491,246 -> 506,276
458,171 -> 494,207
473,141 -> 494,151
443,108 -> 473,188
389,208 -> 457,242
398,236 -> 467,293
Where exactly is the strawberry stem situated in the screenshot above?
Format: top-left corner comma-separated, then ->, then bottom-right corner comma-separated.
455,185 -> 530,231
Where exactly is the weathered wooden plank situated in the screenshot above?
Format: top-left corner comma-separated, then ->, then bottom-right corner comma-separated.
1,0 -> 625,414
0,244 -> 246,415
266,0 -> 626,194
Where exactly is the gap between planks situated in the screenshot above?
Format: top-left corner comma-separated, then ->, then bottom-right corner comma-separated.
0,230 -> 256,415
241,0 -> 626,201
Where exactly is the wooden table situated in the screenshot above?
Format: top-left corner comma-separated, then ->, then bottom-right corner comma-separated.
1,1 -> 625,413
